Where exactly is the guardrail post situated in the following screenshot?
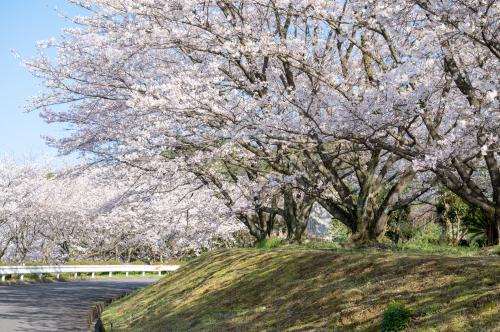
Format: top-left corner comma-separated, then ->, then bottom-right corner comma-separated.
1,275 -> 5,282
109,271 -> 112,277
74,272 -> 78,279
158,271 -> 161,276
91,272 -> 95,278
20,274 -> 24,281
38,273 -> 43,280
56,273 -> 60,279
142,271 -> 145,277
126,272 -> 129,277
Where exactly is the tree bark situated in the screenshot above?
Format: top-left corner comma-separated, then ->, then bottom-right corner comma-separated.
282,188 -> 314,243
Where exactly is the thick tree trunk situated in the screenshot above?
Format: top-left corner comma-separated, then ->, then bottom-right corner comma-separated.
349,178 -> 413,247
239,209 -> 276,243
348,215 -> 388,246
283,189 -> 314,243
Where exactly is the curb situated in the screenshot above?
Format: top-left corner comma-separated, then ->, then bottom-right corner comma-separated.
87,292 -> 127,332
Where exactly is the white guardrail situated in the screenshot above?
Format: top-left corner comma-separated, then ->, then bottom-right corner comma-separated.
0,264 -> 180,281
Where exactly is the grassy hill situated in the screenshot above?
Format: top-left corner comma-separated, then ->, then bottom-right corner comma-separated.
101,248 -> 500,331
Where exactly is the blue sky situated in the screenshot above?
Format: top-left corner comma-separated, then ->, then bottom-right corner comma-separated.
0,1 -> 84,162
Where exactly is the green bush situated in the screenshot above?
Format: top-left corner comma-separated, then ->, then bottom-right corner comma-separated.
386,207 -> 417,244
327,218 -> 351,243
396,222 -> 481,256
411,223 -> 442,246
381,301 -> 412,331
437,189 -> 496,246
255,237 -> 282,249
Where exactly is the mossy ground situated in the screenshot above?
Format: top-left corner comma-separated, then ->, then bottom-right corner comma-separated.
101,248 -> 500,331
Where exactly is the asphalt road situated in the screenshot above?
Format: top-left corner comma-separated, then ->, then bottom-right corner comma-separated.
0,278 -> 158,331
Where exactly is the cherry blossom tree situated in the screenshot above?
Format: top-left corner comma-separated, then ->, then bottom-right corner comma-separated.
0,158 -> 242,263
322,0 -> 500,244
0,158 -> 49,261
23,0 -> 498,246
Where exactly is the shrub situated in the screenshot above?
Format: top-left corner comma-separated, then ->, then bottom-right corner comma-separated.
386,207 -> 415,244
381,301 -> 412,331
395,223 -> 441,253
255,237 -> 282,249
412,223 -> 442,246
396,221 -> 482,255
327,219 -> 351,243
437,189 -> 496,246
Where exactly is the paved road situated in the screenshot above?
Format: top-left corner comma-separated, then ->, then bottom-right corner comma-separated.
0,278 -> 158,331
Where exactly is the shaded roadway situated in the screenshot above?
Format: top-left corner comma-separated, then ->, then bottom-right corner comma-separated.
0,278 -> 158,331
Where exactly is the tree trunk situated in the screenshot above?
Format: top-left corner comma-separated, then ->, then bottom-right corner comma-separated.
127,247 -> 133,263
283,188 -> 314,243
239,210 -> 276,243
487,207 -> 500,246
349,215 -> 388,246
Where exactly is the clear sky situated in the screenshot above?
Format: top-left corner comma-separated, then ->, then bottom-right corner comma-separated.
0,1 -> 84,162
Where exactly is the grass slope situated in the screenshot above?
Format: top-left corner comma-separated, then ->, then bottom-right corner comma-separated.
102,248 -> 500,331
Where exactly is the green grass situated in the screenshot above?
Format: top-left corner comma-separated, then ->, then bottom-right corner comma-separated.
395,242 -> 483,256
255,237 -> 283,249
0,273 -> 68,284
0,271 -> 169,285
298,239 -> 494,257
101,248 -> 500,331
382,301 -> 412,331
